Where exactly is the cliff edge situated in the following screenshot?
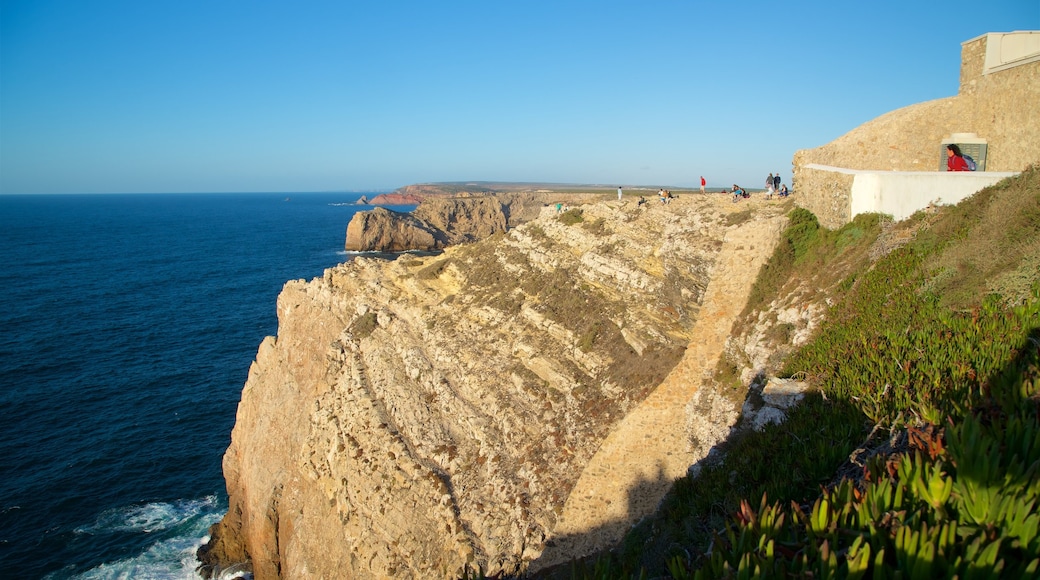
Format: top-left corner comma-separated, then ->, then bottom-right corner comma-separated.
200,193 -> 788,579
345,192 -> 609,252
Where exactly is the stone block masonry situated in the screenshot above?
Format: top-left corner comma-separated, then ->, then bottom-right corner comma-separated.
793,31 -> 1040,229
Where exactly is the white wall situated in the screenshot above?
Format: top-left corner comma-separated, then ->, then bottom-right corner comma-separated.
981,31 -> 1040,74
805,164 -> 1018,222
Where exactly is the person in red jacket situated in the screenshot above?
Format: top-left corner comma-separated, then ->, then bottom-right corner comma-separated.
946,144 -> 970,171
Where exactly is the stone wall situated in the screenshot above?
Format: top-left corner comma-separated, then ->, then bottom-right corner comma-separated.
787,166 -> 855,229
959,33 -> 1040,171
794,32 -> 1040,228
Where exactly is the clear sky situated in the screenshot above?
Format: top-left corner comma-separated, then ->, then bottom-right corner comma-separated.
1,1 -> 1037,194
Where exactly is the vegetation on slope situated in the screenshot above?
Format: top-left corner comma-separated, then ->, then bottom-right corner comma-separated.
552,164 -> 1040,579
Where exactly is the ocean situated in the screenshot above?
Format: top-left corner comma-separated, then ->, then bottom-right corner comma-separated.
0,193 -> 415,579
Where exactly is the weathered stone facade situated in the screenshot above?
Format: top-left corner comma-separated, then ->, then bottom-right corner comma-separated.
794,32 -> 1040,228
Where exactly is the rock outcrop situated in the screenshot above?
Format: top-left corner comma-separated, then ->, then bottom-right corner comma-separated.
344,197 -> 508,252
367,192 -> 428,205
201,194 -> 789,579
412,197 -> 508,244
345,193 -> 607,252
344,207 -> 448,252
374,183 -> 498,204
367,183 -> 488,205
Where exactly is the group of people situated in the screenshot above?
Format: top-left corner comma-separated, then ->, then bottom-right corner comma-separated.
631,189 -> 677,207
619,172 -> 792,206
728,173 -> 789,202
764,172 -> 789,198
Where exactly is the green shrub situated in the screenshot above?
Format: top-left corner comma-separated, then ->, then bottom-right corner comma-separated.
349,311 -> 379,340
724,209 -> 753,226
583,217 -> 607,234
416,258 -> 454,280
526,169 -> 1040,580
559,208 -> 584,225
671,317 -> 1040,579
526,223 -> 549,240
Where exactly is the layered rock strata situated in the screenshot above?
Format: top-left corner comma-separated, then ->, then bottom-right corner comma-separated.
202,194 -> 788,579
345,193 -> 607,252
344,207 -> 448,252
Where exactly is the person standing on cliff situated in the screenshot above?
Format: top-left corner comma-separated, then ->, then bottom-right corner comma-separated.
700,176 -> 706,194
618,186 -> 623,201
773,173 -> 781,192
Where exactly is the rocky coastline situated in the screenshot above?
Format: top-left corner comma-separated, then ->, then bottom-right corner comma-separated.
198,192 -> 795,578
344,191 -> 607,252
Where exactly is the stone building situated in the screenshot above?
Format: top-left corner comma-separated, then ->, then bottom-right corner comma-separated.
793,31 -> 1040,228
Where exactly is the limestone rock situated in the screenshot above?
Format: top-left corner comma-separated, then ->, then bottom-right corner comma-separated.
412,196 -> 508,243
367,192 -> 428,205
345,193 -> 607,253
344,207 -> 447,252
761,377 -> 811,409
344,196 -> 508,252
202,195 -> 789,579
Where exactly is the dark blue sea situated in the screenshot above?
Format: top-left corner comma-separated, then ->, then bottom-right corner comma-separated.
0,193 -> 415,579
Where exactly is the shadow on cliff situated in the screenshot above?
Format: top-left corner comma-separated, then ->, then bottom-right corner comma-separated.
527,316 -> 1040,578
516,371 -> 869,580
519,462 -> 673,580
496,373 -> 755,577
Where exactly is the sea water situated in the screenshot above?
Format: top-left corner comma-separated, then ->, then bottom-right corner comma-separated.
0,193 -> 414,579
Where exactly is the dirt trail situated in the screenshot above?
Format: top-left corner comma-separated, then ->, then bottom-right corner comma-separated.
535,210 -> 787,570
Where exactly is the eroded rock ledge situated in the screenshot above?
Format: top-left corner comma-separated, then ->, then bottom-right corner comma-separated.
201,194 -> 788,579
345,192 -> 607,252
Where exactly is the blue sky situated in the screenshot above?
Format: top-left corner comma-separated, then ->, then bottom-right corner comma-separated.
1,1 -> 1037,194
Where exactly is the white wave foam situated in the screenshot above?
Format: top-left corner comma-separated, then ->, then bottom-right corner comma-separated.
57,497 -> 232,580
75,496 -> 219,535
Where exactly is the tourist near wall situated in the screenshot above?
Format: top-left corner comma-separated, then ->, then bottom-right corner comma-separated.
793,31 -> 1040,228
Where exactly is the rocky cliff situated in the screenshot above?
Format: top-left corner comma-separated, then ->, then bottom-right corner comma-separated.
345,193 -> 607,252
367,183 -> 507,205
344,207 -> 448,252
366,192 -> 429,205
201,194 -> 788,579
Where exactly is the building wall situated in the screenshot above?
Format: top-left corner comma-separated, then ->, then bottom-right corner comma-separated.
793,31 -> 1040,228
806,164 -> 1017,224
790,166 -> 855,227
960,32 -> 1040,171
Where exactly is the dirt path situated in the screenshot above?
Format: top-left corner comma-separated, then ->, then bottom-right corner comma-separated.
535,210 -> 787,570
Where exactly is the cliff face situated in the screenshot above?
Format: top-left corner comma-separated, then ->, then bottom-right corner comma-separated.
204,194 -> 788,579
411,197 -> 507,242
344,207 -> 449,252
345,197 -> 510,252
366,192 -> 428,205
345,193 -> 609,252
